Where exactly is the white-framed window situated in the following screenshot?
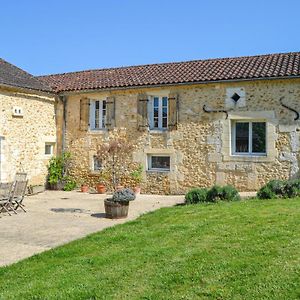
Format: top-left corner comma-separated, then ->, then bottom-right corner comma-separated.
231,121 -> 266,156
92,155 -> 102,171
89,100 -> 106,130
148,155 -> 170,171
45,143 -> 54,155
148,96 -> 168,130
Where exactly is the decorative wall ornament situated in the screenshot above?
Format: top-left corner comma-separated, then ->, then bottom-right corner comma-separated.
280,97 -> 299,121
203,104 -> 230,119
225,87 -> 246,109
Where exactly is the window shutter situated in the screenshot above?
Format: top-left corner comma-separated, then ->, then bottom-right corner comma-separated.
80,97 -> 90,131
137,93 -> 148,131
168,93 -> 179,130
105,96 -> 115,130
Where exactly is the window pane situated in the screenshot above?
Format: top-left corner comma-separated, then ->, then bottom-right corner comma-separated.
93,156 -> 102,171
45,144 -> 53,155
252,122 -> 266,153
95,108 -> 100,128
102,101 -> 106,128
151,156 -> 170,170
154,97 -> 159,107
162,117 -> 167,128
235,122 -> 249,153
154,118 -> 159,128
162,107 -> 167,117
162,97 -> 168,107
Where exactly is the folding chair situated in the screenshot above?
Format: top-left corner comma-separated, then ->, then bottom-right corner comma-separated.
15,172 -> 27,182
0,182 -> 15,216
10,180 -> 28,213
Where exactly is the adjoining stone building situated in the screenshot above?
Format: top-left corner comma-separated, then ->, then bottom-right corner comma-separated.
2,52 -> 300,193
0,59 -> 56,185
38,52 -> 300,194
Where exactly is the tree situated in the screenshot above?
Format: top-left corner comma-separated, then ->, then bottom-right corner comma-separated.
96,139 -> 133,189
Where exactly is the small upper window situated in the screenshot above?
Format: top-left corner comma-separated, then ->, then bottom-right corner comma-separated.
45,143 -> 54,155
148,155 -> 170,171
232,121 -> 266,155
90,100 -> 106,130
148,96 -> 168,130
93,156 -> 102,171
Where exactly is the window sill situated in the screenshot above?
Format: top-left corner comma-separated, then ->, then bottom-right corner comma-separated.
90,170 -> 101,175
149,129 -> 168,134
232,153 -> 267,157
88,129 -> 107,134
146,169 -> 170,173
223,153 -> 275,163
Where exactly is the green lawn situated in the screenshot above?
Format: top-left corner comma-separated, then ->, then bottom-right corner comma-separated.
1,199 -> 300,300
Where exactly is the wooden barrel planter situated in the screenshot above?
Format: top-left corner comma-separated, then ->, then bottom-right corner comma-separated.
104,199 -> 129,219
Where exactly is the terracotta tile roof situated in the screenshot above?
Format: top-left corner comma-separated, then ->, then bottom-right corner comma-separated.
37,52 -> 300,93
0,58 -> 52,92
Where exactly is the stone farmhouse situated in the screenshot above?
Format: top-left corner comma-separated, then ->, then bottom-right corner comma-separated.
0,59 -> 56,185
1,52 -> 300,194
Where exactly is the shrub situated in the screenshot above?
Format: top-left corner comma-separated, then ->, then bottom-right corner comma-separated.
47,152 -> 72,186
63,177 -> 77,191
206,185 -> 240,202
112,188 -> 136,203
257,185 -> 276,199
267,180 -> 286,197
257,178 -> 300,199
185,185 -> 240,204
185,188 -> 208,204
130,164 -> 143,185
283,179 -> 300,198
221,185 -> 241,201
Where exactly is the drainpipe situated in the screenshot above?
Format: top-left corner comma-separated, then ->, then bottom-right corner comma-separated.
58,95 -> 67,154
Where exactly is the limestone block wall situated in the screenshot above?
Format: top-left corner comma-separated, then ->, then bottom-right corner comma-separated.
61,78 -> 300,194
0,87 -> 56,185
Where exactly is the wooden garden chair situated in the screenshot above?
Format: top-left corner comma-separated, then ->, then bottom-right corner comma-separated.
0,182 -> 15,216
10,180 -> 28,213
15,172 -> 27,182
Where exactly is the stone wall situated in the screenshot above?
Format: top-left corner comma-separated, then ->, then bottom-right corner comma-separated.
0,87 -> 56,185
61,78 -> 300,194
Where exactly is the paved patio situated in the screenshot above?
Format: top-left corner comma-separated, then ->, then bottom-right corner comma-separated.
0,191 -> 184,267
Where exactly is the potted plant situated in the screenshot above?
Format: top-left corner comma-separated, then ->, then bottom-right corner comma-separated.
96,138 -> 133,192
47,152 -> 72,190
104,188 -> 136,219
95,171 -> 110,194
81,183 -> 89,193
96,182 -> 106,194
130,164 -> 143,194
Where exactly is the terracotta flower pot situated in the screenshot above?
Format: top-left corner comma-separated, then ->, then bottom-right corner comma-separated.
134,186 -> 141,195
104,199 -> 129,219
81,184 -> 89,193
96,183 -> 106,194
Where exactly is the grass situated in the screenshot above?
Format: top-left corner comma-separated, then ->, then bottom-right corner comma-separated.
0,198 -> 300,299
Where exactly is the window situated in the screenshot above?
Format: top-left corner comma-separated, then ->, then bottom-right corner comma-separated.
149,96 -> 168,130
45,143 -> 54,155
148,155 -> 170,171
232,121 -> 266,155
90,100 -> 106,130
93,156 -> 102,171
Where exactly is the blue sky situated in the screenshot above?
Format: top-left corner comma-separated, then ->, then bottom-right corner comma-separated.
1,0 -> 299,75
